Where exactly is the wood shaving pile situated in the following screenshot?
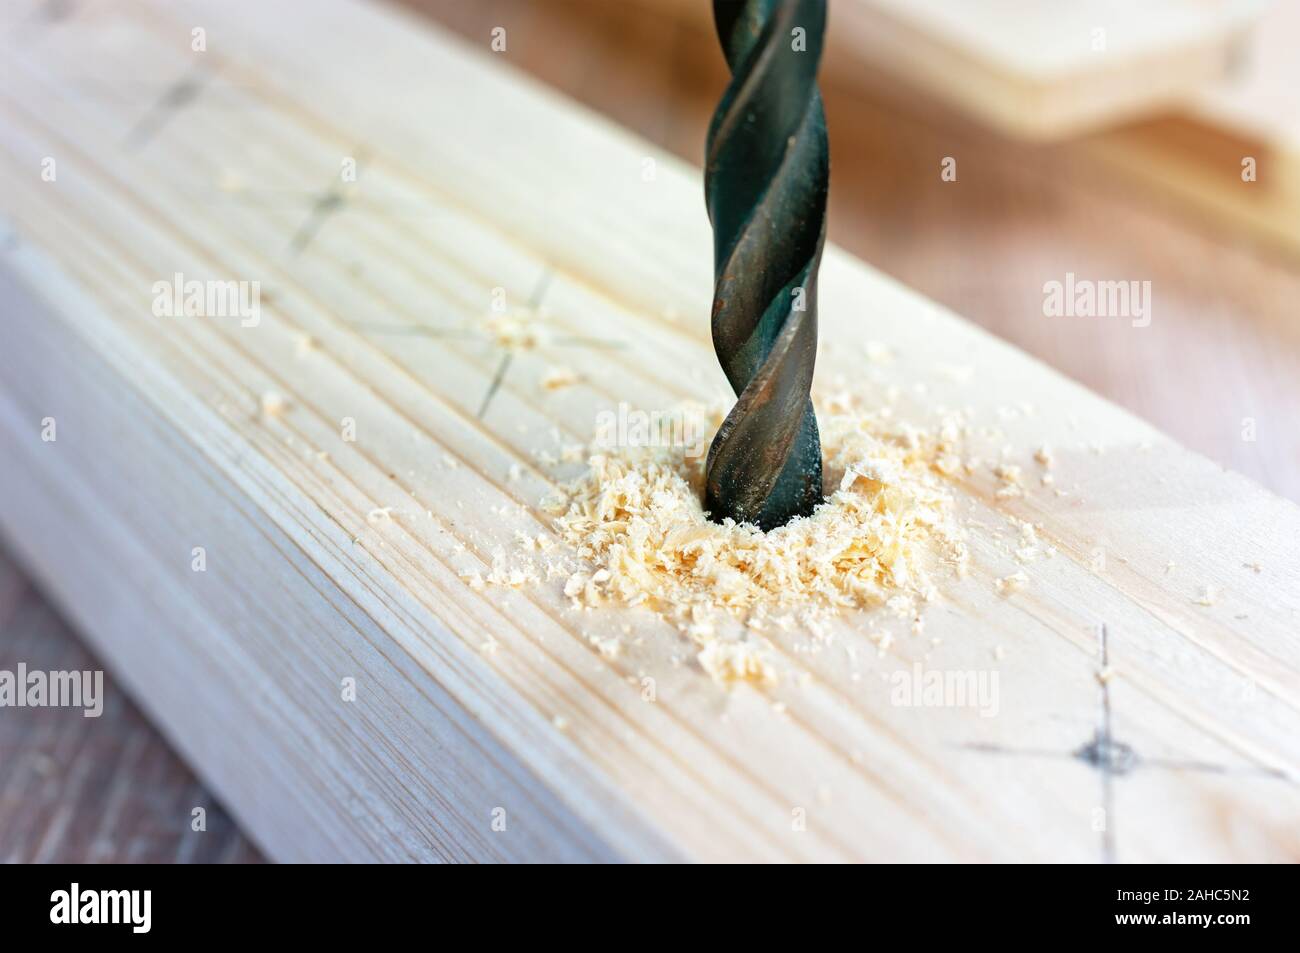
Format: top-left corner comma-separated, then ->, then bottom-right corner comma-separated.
538,401 -> 970,684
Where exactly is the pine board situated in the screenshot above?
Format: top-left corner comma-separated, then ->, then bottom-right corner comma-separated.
0,0 -> 1297,862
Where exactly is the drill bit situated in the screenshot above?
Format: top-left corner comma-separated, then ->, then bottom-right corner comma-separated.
704,0 -> 828,531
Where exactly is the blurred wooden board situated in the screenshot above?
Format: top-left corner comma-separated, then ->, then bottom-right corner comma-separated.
729,0 -> 1300,257
662,0 -> 1268,139
1085,0 -> 1300,259
0,0 -> 1298,862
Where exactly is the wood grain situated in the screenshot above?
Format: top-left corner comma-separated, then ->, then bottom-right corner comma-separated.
0,0 -> 1297,862
411,0 -> 1300,505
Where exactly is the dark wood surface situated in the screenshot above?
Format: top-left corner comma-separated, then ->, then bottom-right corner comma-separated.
0,542 -> 263,863
2,0 -> 1294,865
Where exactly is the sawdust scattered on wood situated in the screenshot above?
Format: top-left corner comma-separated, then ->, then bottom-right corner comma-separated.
533,399 -> 971,685
485,308 -> 549,349
540,365 -> 580,390
698,639 -> 778,686
995,571 -> 1029,595
260,391 -> 288,417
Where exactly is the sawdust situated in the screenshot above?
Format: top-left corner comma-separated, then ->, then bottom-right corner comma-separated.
995,571 -> 1029,595
540,365 -> 580,391
698,639 -> 778,686
485,308 -> 548,349
259,390 -> 289,417
536,399 -> 971,684
993,463 -> 1024,499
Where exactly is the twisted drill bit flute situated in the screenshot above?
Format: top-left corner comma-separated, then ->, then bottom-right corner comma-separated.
704,0 -> 828,531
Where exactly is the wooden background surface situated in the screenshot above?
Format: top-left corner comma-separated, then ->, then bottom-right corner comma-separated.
0,544 -> 262,862
413,0 -> 1300,502
2,0 -> 1295,862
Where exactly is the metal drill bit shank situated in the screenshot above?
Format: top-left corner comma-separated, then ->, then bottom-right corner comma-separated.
704,0 -> 827,531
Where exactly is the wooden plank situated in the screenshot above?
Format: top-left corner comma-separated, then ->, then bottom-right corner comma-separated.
407,0 -> 1300,511
677,0 -> 1300,258
661,0 -> 1267,139
0,0 -> 1297,862
1083,0 -> 1300,259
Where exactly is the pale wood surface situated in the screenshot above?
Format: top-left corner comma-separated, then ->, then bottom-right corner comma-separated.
660,0 -> 1266,139
419,0 -> 1300,505
1085,0 -> 1300,261
0,0 -> 1297,862
1194,0 -> 1300,143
